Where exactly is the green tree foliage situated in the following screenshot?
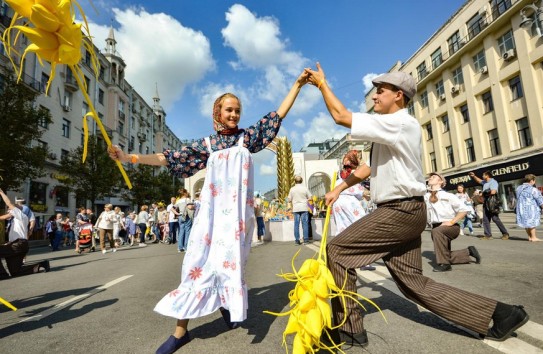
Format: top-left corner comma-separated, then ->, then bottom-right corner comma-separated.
57,136 -> 118,208
0,74 -> 51,191
121,165 -> 180,207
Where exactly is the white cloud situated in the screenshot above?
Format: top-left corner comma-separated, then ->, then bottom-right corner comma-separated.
293,119 -> 305,128
89,7 -> 215,110
259,164 -> 276,175
302,112 -> 350,146
221,4 -> 308,104
362,72 -> 380,94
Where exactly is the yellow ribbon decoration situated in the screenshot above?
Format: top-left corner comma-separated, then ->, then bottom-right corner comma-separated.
1,0 -> 132,189
264,172 -> 386,354
0,296 -> 18,311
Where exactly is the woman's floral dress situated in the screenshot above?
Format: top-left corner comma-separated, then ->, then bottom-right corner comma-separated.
154,112 -> 281,322
516,183 -> 543,228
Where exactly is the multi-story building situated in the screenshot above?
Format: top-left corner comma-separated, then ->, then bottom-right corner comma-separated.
1,5 -> 185,219
365,0 -> 543,211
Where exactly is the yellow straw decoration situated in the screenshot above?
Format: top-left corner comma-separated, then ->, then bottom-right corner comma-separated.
0,296 -> 18,311
1,0 -> 132,189
264,172 -> 386,354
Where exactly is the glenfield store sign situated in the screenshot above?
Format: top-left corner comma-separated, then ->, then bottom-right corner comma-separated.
443,153 -> 543,212
444,153 -> 542,190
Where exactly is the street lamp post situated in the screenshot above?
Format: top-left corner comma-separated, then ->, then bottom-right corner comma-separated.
520,0 -> 543,37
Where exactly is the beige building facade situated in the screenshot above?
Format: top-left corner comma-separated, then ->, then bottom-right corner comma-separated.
1,6 -> 185,219
366,0 -> 543,211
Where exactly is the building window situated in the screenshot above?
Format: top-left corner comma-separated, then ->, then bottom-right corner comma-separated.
448,31 -> 462,55
482,91 -> 494,113
41,73 -> 49,94
498,30 -> 515,56
425,124 -> 433,140
488,129 -> 501,156
430,152 -> 437,172
509,75 -> 523,101
491,0 -> 512,18
467,12 -> 486,40
417,62 -> 428,80
420,90 -> 429,108
436,80 -> 445,97
473,50 -> 487,72
37,140 -> 48,150
452,67 -> 464,85
465,138 -> 476,162
99,65 -> 105,80
431,48 -> 443,70
460,104 -> 470,123
407,102 -> 415,117
446,145 -> 455,168
442,115 -> 449,132
516,117 -> 532,148
84,75 -> 90,93
61,149 -> 69,161
85,50 -> 91,66
38,105 -> 49,128
82,102 -> 89,118
98,88 -> 104,104
129,136 -> 135,151
62,118 -> 71,138
63,91 -> 72,108
118,121 -> 125,136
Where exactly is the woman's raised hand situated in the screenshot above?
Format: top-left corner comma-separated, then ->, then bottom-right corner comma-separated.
108,145 -> 127,163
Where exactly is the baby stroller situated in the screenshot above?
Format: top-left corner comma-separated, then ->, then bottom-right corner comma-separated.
77,223 -> 94,253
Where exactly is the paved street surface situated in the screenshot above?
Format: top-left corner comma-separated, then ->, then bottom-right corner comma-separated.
1,213 -> 542,354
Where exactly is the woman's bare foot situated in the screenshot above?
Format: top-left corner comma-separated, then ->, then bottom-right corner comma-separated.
528,238 -> 542,242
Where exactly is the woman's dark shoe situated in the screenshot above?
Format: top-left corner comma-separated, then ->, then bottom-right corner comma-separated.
468,246 -> 481,264
156,332 -> 191,354
486,305 -> 529,341
219,307 -> 241,329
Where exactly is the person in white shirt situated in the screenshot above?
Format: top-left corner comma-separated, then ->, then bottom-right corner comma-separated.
425,173 -> 481,272
166,197 -> 179,244
96,203 -> 116,254
287,176 -> 312,245
0,189 -> 49,278
305,64 -> 529,347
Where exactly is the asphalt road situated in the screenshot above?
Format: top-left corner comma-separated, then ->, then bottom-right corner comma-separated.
1,213 -> 542,354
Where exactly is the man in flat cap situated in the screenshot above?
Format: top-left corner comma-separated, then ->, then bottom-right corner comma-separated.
304,63 -> 528,348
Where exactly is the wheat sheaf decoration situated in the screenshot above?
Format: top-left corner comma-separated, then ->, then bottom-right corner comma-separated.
264,172 -> 386,354
1,0 -> 132,189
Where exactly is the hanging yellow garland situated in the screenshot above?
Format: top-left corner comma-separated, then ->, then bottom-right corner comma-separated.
265,172 -> 386,354
1,0 -> 132,189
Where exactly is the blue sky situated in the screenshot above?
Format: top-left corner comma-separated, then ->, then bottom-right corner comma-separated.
82,0 -> 466,193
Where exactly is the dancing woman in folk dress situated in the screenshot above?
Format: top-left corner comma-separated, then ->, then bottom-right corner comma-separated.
108,73 -> 308,354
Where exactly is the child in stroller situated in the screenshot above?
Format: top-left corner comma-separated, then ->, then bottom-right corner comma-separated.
76,223 -> 94,253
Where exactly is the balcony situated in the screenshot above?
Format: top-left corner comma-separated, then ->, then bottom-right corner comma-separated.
20,72 -> 42,93
64,75 -> 79,92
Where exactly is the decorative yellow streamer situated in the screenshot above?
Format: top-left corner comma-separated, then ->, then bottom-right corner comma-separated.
0,296 -> 18,311
265,172 -> 386,354
1,0 -> 132,189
